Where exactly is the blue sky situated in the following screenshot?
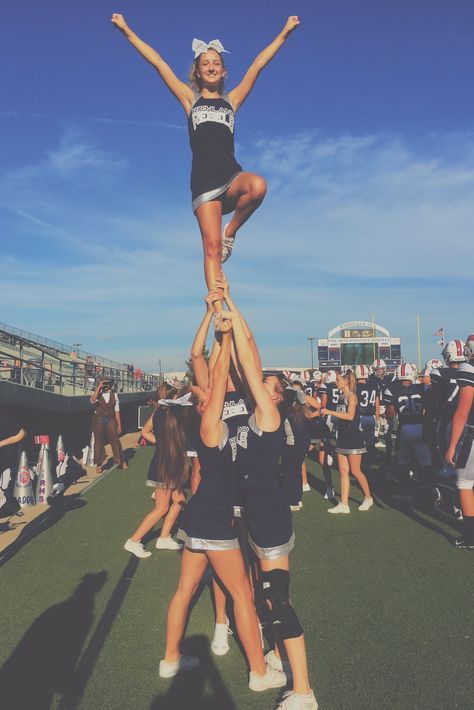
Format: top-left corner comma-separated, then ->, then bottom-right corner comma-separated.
1,0 -> 473,372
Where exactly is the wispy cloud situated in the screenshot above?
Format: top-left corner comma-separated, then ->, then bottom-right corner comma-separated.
90,116 -> 185,131
2,128 -> 473,369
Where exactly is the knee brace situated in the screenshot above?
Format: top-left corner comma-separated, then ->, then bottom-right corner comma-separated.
261,569 -> 303,640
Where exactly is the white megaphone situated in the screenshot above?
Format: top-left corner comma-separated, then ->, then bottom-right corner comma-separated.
86,432 -> 95,466
36,443 -> 54,504
56,435 -> 68,478
13,451 -> 36,507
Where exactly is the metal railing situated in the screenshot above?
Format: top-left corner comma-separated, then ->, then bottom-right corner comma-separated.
0,321 -> 150,373
0,327 -> 161,396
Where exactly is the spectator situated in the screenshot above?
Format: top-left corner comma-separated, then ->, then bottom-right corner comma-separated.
90,380 -> 128,474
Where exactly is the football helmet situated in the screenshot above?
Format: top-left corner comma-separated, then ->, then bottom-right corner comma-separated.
425,358 -> 443,371
464,334 -> 474,361
372,358 -> 386,375
395,362 -> 417,383
325,370 -> 337,384
311,370 -> 322,383
442,340 -> 466,365
355,364 -> 370,380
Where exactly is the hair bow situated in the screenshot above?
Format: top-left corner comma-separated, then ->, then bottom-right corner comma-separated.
192,38 -> 230,59
158,392 -> 194,408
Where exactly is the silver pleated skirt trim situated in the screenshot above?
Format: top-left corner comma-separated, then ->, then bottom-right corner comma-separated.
192,172 -> 242,213
145,480 -> 173,489
335,447 -> 366,455
310,437 -> 322,444
177,528 -> 240,551
247,532 -> 295,560
187,450 -> 198,458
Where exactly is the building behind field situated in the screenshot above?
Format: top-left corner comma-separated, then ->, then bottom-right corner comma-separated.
318,320 -> 402,371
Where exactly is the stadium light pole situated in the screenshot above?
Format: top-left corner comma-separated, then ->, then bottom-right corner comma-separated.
307,337 -> 316,370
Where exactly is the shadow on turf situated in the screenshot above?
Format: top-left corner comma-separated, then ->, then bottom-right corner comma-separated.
150,634 -> 237,710
56,556 -> 140,709
307,456 -> 461,543
0,571 -> 107,710
0,493 -> 88,567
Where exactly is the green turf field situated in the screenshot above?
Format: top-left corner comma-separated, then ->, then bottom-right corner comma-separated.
1,448 -> 473,710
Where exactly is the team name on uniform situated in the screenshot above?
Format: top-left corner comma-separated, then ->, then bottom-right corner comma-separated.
192,105 -> 235,133
222,399 -> 248,420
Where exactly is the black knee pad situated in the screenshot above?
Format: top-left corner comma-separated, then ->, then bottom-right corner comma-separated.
261,569 -> 303,640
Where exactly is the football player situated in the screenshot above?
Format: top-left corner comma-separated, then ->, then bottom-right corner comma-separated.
312,370 -> 338,499
383,363 -> 439,506
370,358 -> 394,462
355,364 -> 380,465
444,336 -> 474,549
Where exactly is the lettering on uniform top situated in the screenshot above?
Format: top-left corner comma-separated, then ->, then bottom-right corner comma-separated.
236,426 -> 249,450
229,436 -> 238,462
222,399 -> 248,420
192,105 -> 235,133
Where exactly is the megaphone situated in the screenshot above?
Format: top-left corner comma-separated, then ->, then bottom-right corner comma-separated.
36,443 -> 54,504
13,451 -> 35,507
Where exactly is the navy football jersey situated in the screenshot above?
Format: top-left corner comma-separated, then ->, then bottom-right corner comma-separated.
457,363 -> 474,426
383,381 -> 426,425
429,367 -> 463,422
325,382 -> 340,411
356,382 -> 379,416
371,374 -> 394,401
316,384 -> 327,403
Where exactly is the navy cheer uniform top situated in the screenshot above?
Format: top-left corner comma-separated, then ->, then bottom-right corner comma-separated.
237,413 -> 294,558
177,421 -> 239,550
335,395 -> 366,455
188,94 -> 242,212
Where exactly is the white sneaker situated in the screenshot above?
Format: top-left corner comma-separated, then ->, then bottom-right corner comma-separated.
124,538 -> 152,558
327,454 -> 334,466
276,689 -> 318,709
249,666 -> 286,692
159,654 -> 200,678
155,536 -> 183,550
323,486 -> 335,499
264,650 -> 292,678
302,483 -> 311,492
211,618 -> 232,656
359,497 -> 374,511
221,224 -> 235,264
290,504 -> 301,512
328,502 -> 350,514
264,649 -> 282,671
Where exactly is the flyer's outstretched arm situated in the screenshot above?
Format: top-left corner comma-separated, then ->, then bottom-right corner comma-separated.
111,13 -> 194,112
228,16 -> 300,112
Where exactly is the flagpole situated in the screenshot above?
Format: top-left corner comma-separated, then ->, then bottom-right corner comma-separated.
417,314 -> 421,371
372,313 -> 376,362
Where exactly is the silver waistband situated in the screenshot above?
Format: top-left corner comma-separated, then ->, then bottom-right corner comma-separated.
177,529 -> 240,551
335,447 -> 366,455
192,172 -> 242,212
145,480 -> 173,489
247,532 -> 295,560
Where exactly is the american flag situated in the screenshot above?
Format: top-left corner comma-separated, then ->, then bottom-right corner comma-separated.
434,327 -> 444,337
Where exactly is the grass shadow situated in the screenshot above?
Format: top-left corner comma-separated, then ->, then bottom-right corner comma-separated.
149,635 -> 237,710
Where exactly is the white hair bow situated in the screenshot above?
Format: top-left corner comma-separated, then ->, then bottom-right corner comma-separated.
192,38 -> 230,59
158,392 -> 194,408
